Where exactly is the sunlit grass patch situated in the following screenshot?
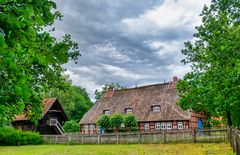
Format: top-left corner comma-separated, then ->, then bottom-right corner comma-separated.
0,143 -> 234,155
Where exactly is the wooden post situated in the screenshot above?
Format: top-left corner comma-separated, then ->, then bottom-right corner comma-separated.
81,135 -> 84,144
68,135 -> 71,145
98,134 -> 101,144
138,132 -> 141,144
192,129 -> 196,143
116,133 -> 119,144
163,131 -> 166,144
55,135 -> 57,145
236,135 -> 239,155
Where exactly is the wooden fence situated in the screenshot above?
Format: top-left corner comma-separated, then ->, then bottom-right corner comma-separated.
42,128 -> 228,145
228,127 -> 240,155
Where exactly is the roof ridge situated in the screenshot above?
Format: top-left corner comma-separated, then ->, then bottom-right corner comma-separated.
116,82 -> 169,92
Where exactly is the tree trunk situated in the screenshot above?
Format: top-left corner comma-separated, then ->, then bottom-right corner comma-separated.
227,110 -> 232,127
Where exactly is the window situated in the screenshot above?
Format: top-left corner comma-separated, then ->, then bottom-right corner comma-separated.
90,124 -> 95,130
84,125 -> 88,130
152,105 -> 161,112
177,122 -> 183,129
144,123 -> 149,131
161,122 -> 166,130
167,122 -> 172,130
104,110 -> 111,115
155,122 -> 161,130
120,123 -> 125,128
125,108 -> 133,114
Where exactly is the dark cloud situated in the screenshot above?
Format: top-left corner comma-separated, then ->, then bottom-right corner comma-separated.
53,0 -> 210,100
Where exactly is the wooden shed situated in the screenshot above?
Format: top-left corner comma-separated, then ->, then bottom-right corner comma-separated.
12,98 -> 68,135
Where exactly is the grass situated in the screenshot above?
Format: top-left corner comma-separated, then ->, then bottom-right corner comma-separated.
0,143 -> 234,155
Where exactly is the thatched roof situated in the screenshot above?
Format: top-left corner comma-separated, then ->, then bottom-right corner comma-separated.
15,98 -> 68,121
80,79 -> 191,125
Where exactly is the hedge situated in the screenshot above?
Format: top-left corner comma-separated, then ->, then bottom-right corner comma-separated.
0,127 -> 43,145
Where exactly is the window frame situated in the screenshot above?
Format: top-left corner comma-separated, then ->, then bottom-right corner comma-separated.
144,123 -> 149,131
125,108 -> 133,114
177,122 -> 183,129
152,105 -> 161,112
103,110 -> 111,115
167,122 -> 172,130
161,122 -> 166,130
155,122 -> 161,130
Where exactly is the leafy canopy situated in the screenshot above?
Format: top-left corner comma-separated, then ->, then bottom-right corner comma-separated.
0,0 -> 79,125
177,0 -> 240,127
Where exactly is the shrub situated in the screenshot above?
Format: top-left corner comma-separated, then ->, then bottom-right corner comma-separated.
110,113 -> 123,131
63,120 -> 80,132
0,127 -> 43,146
96,114 -> 111,129
124,114 -> 138,131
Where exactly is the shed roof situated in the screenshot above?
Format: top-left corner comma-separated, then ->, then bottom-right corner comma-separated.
15,98 -> 68,121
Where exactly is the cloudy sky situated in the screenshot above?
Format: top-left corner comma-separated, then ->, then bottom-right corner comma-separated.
53,0 -> 211,100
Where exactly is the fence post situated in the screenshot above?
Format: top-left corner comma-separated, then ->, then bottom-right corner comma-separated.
98,134 -> 101,144
236,134 -> 239,155
138,132 -> 141,144
163,131 -> 166,144
116,133 -> 119,144
192,129 -> 196,143
81,135 -> 84,144
55,135 -> 57,145
68,135 -> 71,145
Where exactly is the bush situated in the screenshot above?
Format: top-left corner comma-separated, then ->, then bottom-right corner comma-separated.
0,127 -> 43,146
96,114 -> 111,129
63,120 -> 80,132
124,114 -> 137,131
110,113 -> 123,131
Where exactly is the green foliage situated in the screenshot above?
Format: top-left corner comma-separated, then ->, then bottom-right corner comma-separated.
177,0 -> 240,127
63,120 -> 80,133
0,127 -> 43,145
96,114 -> 111,129
110,113 -> 124,130
94,83 -> 126,101
43,75 -> 93,122
124,114 -> 138,130
0,0 -> 80,125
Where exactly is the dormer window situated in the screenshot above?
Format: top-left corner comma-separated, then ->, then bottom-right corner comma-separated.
103,110 -> 110,115
152,105 -> 161,112
125,108 -> 133,114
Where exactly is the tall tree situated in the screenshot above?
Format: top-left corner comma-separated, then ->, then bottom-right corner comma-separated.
0,0 -> 79,125
177,0 -> 240,127
95,83 -> 126,101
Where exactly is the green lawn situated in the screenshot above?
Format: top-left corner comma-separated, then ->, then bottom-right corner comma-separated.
0,143 -> 234,155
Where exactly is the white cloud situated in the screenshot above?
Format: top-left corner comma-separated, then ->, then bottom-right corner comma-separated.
166,64 -> 191,78
145,40 -> 184,57
122,0 -> 211,35
64,70 -> 102,101
101,64 -> 150,80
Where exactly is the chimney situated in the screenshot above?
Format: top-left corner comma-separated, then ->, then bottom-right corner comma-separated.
173,76 -> 178,82
104,87 -> 115,98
